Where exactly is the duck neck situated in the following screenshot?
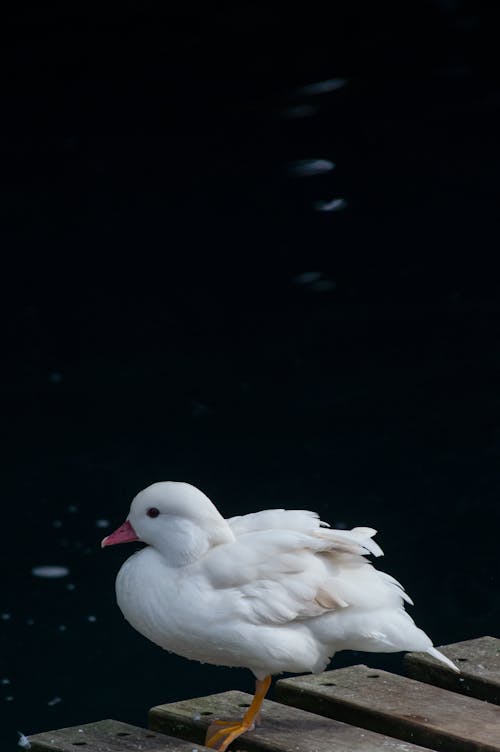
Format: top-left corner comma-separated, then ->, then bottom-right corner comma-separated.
154,516 -> 234,567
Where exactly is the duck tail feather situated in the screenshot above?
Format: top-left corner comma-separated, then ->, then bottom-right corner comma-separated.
426,646 -> 460,673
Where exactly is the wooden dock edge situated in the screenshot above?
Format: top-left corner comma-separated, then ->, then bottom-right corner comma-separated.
404,635 -> 500,704
28,718 -> 212,752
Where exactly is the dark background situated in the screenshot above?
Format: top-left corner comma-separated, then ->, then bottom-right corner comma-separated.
2,1 -> 500,748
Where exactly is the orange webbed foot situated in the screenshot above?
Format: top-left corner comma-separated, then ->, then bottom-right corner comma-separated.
205,719 -> 253,751
204,675 -> 271,752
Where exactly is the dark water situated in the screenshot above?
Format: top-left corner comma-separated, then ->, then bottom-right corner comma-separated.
2,3 -> 500,748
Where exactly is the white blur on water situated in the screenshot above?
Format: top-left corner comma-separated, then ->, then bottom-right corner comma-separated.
95,519 -> 110,528
314,197 -> 347,212
293,272 -> 336,292
17,732 -> 31,749
31,566 -> 69,578
293,271 -> 323,285
281,104 -> 319,119
288,159 -> 335,177
295,77 -> 347,96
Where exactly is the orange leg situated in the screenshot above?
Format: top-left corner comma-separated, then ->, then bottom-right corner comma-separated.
205,675 -> 271,751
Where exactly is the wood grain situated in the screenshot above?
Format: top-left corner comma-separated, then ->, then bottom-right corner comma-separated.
29,718 -> 209,752
276,664 -> 500,752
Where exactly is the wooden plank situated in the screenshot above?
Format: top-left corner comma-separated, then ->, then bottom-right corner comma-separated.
275,665 -> 500,752
405,636 -> 500,704
29,718 -> 210,752
149,689 -> 434,751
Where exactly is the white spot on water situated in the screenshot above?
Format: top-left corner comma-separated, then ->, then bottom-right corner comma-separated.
282,105 -> 319,119
66,583 -> 76,591
52,520 -> 62,529
26,619 -> 34,626
58,625 -> 67,632
288,159 -> 335,177
67,504 -> 78,513
314,198 -> 347,212
293,271 -> 323,285
191,402 -> 210,418
294,271 -> 335,292
86,615 -> 97,623
1,613 -> 11,620
5,695 -> 14,701
95,519 -> 110,528
296,78 -> 347,96
47,696 -> 62,706
1,678 -> 10,685
310,279 -> 336,292
17,732 -> 31,749
31,566 -> 69,578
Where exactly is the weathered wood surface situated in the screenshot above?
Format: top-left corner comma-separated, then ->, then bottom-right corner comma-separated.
29,718 -> 211,752
405,636 -> 500,704
149,688 -> 434,751
275,664 -> 500,752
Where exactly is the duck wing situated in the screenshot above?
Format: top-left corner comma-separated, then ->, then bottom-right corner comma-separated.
202,509 -> 389,626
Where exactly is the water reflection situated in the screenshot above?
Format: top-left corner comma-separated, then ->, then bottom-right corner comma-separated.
295,78 -> 347,96
313,198 -> 347,212
288,159 -> 335,177
31,566 -> 69,579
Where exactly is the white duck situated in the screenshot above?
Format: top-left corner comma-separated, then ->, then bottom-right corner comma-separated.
102,481 -> 457,751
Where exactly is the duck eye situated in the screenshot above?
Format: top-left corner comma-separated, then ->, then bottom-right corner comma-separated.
147,507 -> 160,518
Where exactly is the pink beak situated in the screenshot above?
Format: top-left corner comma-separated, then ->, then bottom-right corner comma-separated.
101,520 -> 139,548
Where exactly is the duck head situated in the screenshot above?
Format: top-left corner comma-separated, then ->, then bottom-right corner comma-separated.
101,481 -> 235,566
